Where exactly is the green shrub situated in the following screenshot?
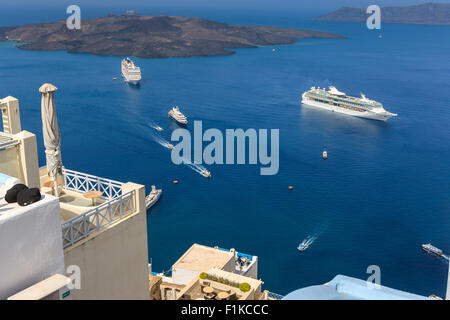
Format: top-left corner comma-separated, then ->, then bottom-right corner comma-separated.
239,283 -> 251,292
199,272 -> 208,279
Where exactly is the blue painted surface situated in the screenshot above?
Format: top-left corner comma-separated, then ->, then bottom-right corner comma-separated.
283,275 -> 431,300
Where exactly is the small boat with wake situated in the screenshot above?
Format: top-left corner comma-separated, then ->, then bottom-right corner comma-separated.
297,240 -> 309,251
201,169 -> 211,179
146,185 -> 162,210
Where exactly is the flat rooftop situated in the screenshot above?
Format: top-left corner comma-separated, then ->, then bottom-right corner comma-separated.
0,193 -> 58,222
172,244 -> 234,272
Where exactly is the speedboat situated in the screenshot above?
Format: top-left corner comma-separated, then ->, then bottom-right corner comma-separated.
167,143 -> 174,150
156,126 -> 163,131
145,185 -> 162,210
202,170 -> 211,178
297,241 -> 309,251
168,106 -> 188,125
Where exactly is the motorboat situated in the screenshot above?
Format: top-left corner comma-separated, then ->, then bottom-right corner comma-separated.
202,170 -> 211,178
297,240 -> 309,251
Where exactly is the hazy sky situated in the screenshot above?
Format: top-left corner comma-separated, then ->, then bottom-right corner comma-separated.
2,0 -> 450,26
5,0 -> 450,12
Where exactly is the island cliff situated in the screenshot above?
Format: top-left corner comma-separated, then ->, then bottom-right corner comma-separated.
314,2 -> 450,25
0,15 -> 346,58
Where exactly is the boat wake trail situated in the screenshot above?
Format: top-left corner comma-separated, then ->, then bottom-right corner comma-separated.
301,223 -> 328,248
148,121 -> 163,131
179,157 -> 210,178
186,162 -> 209,177
150,132 -> 173,150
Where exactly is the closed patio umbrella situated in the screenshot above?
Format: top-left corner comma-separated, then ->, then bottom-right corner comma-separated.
39,83 -> 62,196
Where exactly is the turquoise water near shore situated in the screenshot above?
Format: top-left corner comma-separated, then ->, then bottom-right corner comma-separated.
1,7 -> 449,297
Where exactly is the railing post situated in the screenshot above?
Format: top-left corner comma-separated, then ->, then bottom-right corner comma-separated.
121,182 -> 145,217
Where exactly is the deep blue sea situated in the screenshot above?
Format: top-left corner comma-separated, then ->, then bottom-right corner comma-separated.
1,4 -> 449,297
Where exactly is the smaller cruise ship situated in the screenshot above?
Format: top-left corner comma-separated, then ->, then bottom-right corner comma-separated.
121,57 -> 141,85
421,243 -> 443,257
145,185 -> 162,210
301,86 -> 397,121
168,106 -> 188,125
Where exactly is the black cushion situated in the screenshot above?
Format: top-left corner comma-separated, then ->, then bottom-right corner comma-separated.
17,188 -> 41,207
5,183 -> 29,203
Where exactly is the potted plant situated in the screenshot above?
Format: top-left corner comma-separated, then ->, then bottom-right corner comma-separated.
239,283 -> 251,292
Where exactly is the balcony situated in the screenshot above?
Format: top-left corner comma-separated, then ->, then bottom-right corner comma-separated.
39,168 -> 137,249
0,132 -> 19,150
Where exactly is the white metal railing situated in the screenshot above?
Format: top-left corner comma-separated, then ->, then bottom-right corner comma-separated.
62,168 -> 124,200
0,132 -> 19,150
267,292 -> 284,300
61,189 -> 136,248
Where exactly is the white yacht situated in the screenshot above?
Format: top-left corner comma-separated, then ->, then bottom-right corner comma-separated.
145,185 -> 162,210
168,106 -> 188,125
121,57 -> 141,85
301,86 -> 397,121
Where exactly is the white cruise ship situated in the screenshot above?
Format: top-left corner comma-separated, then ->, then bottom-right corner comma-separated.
301,86 -> 397,121
168,106 -> 188,125
121,57 -> 141,85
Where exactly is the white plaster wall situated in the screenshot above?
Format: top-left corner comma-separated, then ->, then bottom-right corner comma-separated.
63,183 -> 149,299
0,194 -> 65,299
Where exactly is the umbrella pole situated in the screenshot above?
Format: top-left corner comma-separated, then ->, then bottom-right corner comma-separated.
53,175 -> 59,197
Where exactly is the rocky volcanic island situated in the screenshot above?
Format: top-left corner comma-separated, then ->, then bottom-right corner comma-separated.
0,14 -> 346,58
314,3 -> 450,25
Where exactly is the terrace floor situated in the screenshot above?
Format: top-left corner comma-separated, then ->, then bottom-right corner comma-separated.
39,168 -> 108,222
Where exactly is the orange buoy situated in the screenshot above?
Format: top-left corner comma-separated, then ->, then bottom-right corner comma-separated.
288,186 -> 293,190
173,180 -> 179,184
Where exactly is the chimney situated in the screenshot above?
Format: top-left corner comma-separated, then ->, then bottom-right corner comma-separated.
0,96 -> 22,134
